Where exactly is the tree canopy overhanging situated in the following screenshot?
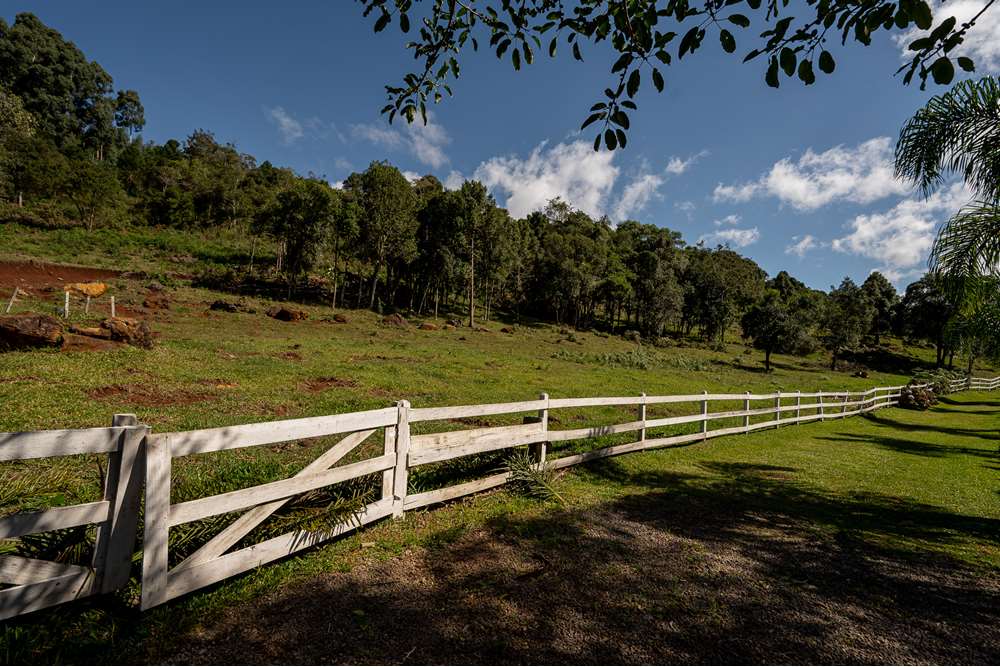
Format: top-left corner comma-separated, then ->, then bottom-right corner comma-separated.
358,0 -> 997,149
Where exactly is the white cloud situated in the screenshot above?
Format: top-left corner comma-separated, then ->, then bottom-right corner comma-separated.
443,170 -> 465,190
832,181 -> 972,278
471,140 -> 619,218
613,172 -> 665,220
699,227 -> 760,248
675,200 -> 696,218
785,235 -> 819,257
351,113 -> 451,169
665,150 -> 709,175
713,137 -> 909,210
401,170 -> 422,183
894,1 -> 1000,72
266,107 -> 304,144
713,214 -> 741,226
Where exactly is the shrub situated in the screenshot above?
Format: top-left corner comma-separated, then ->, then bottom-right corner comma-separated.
899,384 -> 938,410
911,368 -> 964,395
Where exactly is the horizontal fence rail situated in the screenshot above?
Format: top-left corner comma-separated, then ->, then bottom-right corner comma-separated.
1,377 -> 998,619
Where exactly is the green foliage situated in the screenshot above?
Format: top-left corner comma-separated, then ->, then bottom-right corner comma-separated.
898,383 -> 938,410
504,449 -> 565,505
822,277 -> 875,370
358,0 -> 987,149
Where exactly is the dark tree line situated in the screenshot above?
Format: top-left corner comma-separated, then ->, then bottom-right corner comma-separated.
0,13 -> 976,372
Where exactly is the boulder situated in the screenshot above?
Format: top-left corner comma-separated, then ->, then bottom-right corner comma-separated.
381,313 -> 409,327
446,319 -> 462,328
210,299 -> 240,312
333,313 -> 349,323
65,282 -> 107,298
500,326 -> 515,334
267,307 -> 308,322
419,322 -> 438,331
101,317 -> 154,348
0,313 -> 63,350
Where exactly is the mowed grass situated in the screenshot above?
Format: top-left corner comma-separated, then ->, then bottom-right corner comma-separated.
3,392 -> 997,663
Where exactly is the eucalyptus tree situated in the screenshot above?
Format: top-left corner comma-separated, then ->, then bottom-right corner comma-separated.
821,277 -> 875,370
861,271 -> 898,345
359,0 -> 992,150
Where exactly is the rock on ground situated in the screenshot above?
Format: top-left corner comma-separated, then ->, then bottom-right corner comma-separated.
0,313 -> 63,350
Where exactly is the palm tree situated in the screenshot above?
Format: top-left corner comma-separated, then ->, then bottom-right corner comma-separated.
895,76 -> 1000,375
894,76 -> 1000,279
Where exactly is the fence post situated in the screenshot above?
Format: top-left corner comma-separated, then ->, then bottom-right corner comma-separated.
528,392 -> 549,464
842,389 -> 848,417
796,391 -> 801,423
381,425 -> 396,507
774,393 -> 781,428
819,392 -> 825,421
701,390 -> 709,439
743,391 -> 750,433
140,433 -> 171,610
92,414 -> 148,594
110,295 -> 116,318
63,291 -> 70,318
4,287 -> 17,314
391,400 -> 411,519
638,392 -> 647,445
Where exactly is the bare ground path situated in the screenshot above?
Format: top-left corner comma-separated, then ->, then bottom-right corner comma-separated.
164,458 -> 1000,665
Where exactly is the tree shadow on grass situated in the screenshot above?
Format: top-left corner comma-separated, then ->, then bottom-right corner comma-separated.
159,460 -> 1000,665
938,396 -> 1000,408
818,431 -> 1000,464
861,412 -> 1000,441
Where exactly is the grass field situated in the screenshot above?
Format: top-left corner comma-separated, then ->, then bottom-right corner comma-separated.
1,255 -> 998,663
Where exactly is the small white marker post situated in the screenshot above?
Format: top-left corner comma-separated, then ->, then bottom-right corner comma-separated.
85,295 -> 91,315
4,287 -> 18,314
64,291 -> 70,319
110,295 -> 116,318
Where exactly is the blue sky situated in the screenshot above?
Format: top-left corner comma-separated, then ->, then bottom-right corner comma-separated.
8,1 -> 1000,290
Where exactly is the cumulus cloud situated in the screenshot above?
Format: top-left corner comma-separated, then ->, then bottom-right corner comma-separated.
471,140 -> 619,218
675,200 -> 696,218
713,137 -> 909,210
351,113 -> 451,169
713,214 -> 741,226
894,1 -> 1000,72
613,172 -> 665,220
785,235 -> 819,257
699,227 -> 760,248
832,181 -> 972,279
266,106 -> 304,144
665,150 -> 709,175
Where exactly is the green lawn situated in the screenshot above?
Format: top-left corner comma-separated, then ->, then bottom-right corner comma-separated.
3,392 -> 998,663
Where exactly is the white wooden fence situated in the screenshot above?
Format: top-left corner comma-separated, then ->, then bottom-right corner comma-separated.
1,376 -> 997,619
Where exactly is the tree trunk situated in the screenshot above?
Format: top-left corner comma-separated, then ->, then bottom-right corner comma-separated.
765,349 -> 772,372
830,350 -> 837,371
369,264 -> 380,310
468,237 -> 476,328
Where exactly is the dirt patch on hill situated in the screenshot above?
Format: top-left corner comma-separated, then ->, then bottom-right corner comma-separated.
0,259 -> 122,293
87,384 -> 215,407
162,465 -> 1000,665
299,376 -> 359,393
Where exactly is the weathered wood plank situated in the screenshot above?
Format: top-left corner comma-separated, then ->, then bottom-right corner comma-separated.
403,471 -> 511,510
410,421 -> 544,450
408,427 -> 547,467
546,420 -> 645,442
391,401 -> 410,518
93,415 -> 148,594
161,498 -> 394,605
140,434 -> 171,611
0,556 -> 91,586
0,569 -> 94,621
175,428 -> 377,571
0,501 -> 110,540
0,427 -> 123,461
546,396 -> 644,409
169,453 -> 394,526
408,400 -> 547,423
163,407 -> 397,457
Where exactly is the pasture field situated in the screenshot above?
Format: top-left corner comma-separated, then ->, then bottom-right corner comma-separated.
1,255 -> 998,663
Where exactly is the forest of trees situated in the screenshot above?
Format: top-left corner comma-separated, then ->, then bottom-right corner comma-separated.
0,13 -> 983,371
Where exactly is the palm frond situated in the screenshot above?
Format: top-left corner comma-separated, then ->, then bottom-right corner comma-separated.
895,76 -> 1000,202
930,201 -> 1000,285
504,449 -> 566,506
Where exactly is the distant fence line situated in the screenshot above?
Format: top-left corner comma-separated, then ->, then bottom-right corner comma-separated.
1,375 -> 997,620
